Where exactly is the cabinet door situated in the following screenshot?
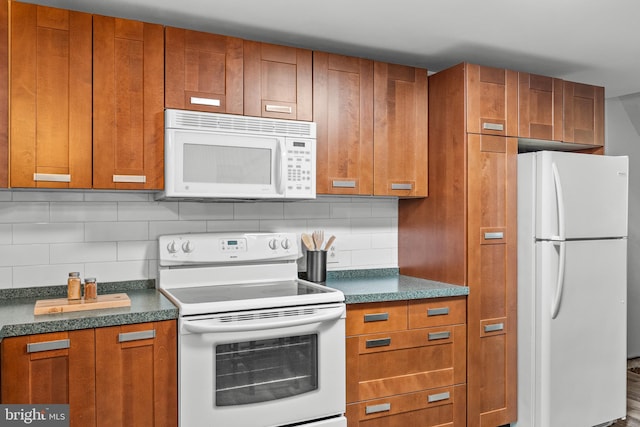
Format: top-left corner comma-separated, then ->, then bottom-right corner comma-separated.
10,3 -> 92,188
313,52 -> 374,195
244,41 -> 312,121
373,62 -> 428,197
518,72 -> 563,141
165,27 -> 243,114
466,64 -> 518,137
0,329 -> 96,426
95,320 -> 177,427
466,134 -> 517,427
0,0 -> 7,188
93,16 -> 164,190
563,80 -> 604,146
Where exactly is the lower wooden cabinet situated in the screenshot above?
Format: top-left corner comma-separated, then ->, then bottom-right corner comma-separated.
345,297 -> 466,426
0,320 -> 177,427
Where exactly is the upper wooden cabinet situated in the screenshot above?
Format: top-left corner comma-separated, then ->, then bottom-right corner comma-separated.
10,2 -> 92,188
165,27 -> 243,114
244,41 -> 312,121
373,62 -> 428,197
93,16 -> 164,190
563,80 -> 604,146
518,72 -> 563,141
466,63 -> 518,137
313,52 -> 374,195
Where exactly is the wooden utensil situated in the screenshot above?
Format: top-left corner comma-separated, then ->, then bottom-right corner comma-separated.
301,233 -> 315,250
324,235 -> 336,251
312,230 -> 324,251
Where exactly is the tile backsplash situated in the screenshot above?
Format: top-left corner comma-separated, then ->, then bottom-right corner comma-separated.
0,190 -> 398,289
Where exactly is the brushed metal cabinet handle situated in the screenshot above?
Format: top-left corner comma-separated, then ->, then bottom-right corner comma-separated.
33,173 -> 71,183
113,175 -> 147,183
118,329 -> 156,343
366,338 -> 391,348
484,323 -> 505,333
364,313 -> 389,323
484,232 -> 504,240
190,97 -> 221,107
483,122 -> 504,131
365,403 -> 391,415
27,339 -> 70,353
428,391 -> 451,403
265,104 -> 293,114
427,307 -> 450,316
428,331 -> 451,341
391,183 -> 413,190
332,180 -> 357,188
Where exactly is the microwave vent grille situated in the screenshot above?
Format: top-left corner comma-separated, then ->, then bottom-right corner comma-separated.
169,110 -> 315,138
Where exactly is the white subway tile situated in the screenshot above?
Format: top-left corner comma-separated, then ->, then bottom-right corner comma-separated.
12,190 -> 84,202
51,202 -> 117,222
316,196 -> 354,203
330,202 -> 372,218
339,234 -> 371,250
84,191 -> 153,202
326,250 -> 352,270
206,220 -> 261,232
372,199 -> 398,217
259,219 -> 307,234
233,202 -> 284,220
50,242 -> 117,264
0,267 -> 12,289
371,232 -> 398,249
0,225 -> 11,244
0,191 -> 12,202
0,202 -> 50,223
85,261 -> 148,282
306,219 -> 350,235
179,202 -> 234,220
0,244 -> 49,267
13,264 -> 84,288
351,217 -> 395,234
117,202 -> 179,221
118,241 -> 157,261
284,201 -> 330,219
85,221 -> 148,242
351,248 -> 397,267
13,223 -> 84,244
148,221 -> 207,240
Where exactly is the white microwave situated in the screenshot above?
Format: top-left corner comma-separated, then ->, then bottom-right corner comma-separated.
158,109 -> 316,200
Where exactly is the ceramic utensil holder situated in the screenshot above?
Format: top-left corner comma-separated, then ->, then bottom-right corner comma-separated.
306,250 -> 327,283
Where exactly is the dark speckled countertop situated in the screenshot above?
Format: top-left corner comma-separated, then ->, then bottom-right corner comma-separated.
0,280 -> 178,339
320,268 -> 469,304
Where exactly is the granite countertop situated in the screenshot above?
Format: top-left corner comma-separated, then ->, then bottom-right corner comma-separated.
0,280 -> 178,339
322,269 -> 469,304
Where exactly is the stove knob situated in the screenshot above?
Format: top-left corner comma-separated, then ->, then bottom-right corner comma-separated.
182,240 -> 194,253
167,240 -> 178,254
281,238 -> 291,250
268,239 -> 278,250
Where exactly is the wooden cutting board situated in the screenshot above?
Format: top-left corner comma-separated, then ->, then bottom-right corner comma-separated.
34,293 -> 131,315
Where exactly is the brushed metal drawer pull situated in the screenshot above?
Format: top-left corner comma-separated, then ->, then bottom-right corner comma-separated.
483,122 -> 504,131
365,403 -> 391,415
484,232 -> 504,240
364,313 -> 389,323
33,173 -> 71,183
428,391 -> 451,403
427,307 -> 450,316
484,323 -> 504,333
332,180 -> 357,188
391,183 -> 413,190
118,329 -> 156,343
265,104 -> 293,114
27,339 -> 70,353
113,175 -> 147,183
190,97 -> 221,107
366,338 -> 391,348
428,331 -> 451,341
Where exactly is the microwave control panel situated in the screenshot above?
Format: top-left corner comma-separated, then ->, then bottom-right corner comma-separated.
285,138 -> 315,197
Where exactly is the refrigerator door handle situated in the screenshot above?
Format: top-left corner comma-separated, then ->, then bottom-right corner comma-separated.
551,241 -> 567,319
551,162 -> 566,240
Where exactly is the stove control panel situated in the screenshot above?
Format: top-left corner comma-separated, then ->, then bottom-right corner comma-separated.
158,232 -> 299,265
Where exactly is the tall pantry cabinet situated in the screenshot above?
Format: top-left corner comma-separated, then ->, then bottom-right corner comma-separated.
398,63 -> 517,427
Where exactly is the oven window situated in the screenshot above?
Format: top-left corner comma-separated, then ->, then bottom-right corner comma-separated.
215,334 -> 318,406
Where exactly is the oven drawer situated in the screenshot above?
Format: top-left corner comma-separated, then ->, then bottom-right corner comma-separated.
346,301 -> 407,336
408,296 -> 466,329
346,324 -> 466,403
345,384 -> 466,427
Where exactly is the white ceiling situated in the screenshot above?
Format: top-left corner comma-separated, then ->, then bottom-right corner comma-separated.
25,0 -> 640,98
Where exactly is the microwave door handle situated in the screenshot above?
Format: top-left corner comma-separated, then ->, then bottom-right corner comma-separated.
182,306 -> 345,334
276,139 -> 287,196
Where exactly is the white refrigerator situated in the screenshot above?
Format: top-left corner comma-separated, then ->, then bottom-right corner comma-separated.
517,151 -> 629,427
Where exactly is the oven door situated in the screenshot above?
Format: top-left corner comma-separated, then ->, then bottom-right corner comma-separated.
179,303 -> 346,427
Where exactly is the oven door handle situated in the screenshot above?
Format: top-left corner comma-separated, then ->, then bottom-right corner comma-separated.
182,306 -> 345,333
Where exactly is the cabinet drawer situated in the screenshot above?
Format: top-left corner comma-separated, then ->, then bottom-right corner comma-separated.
345,384 -> 466,427
346,301 -> 407,336
408,297 -> 466,329
346,325 -> 466,402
